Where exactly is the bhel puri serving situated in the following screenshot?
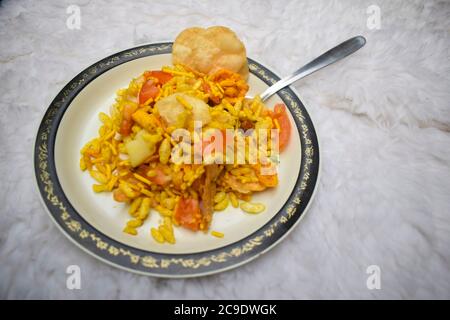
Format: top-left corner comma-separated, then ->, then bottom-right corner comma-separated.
79,26 -> 292,245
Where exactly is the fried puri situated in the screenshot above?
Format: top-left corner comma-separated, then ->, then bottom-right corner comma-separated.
172,26 -> 249,80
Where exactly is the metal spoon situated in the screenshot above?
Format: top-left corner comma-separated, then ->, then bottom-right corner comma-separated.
248,36 -> 366,102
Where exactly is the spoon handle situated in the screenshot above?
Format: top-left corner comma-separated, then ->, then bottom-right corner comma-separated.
260,36 -> 366,101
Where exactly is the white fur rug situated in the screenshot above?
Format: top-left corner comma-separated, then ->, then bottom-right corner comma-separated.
1,0 -> 449,299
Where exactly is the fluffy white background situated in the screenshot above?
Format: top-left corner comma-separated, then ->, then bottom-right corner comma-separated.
0,0 -> 449,299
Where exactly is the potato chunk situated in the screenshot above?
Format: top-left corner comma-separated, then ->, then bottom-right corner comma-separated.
155,93 -> 211,128
125,130 -> 161,167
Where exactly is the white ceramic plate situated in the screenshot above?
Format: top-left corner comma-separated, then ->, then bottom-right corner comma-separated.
34,42 -> 320,277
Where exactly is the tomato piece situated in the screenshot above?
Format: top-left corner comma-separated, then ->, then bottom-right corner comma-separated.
201,129 -> 233,159
113,189 -> 129,202
271,104 -> 291,152
254,163 -> 278,187
120,104 -> 136,136
202,81 -> 221,104
257,172 -> 278,187
144,70 -> 173,85
202,81 -> 211,94
139,79 -> 160,105
135,164 -> 149,176
120,120 -> 133,136
148,167 -> 172,186
240,119 -> 254,130
174,198 -> 201,231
